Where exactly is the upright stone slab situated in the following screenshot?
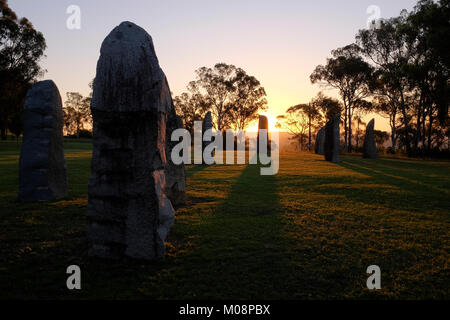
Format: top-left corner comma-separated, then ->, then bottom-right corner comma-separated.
258,115 -> 269,157
18,80 -> 67,202
324,114 -> 340,163
202,111 -> 213,163
315,127 -> 325,155
363,118 -> 378,159
87,21 -> 175,260
165,106 -> 186,207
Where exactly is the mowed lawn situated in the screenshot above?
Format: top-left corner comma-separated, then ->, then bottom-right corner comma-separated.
0,139 -> 449,299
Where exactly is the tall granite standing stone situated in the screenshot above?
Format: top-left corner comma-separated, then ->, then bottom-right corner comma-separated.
257,115 -> 269,157
324,114 -> 340,163
18,80 -> 68,202
202,111 -> 213,163
363,118 -> 378,159
87,21 -> 175,260
165,106 -> 186,207
314,127 -> 325,155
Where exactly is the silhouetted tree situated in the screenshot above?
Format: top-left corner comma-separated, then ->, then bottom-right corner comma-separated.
192,63 -> 267,131
311,44 -> 373,152
229,69 -> 267,131
0,0 -> 46,139
173,81 -> 208,134
63,92 -> 91,138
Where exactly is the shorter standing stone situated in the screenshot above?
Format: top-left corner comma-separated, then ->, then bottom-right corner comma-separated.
324,114 -> 340,163
18,80 -> 68,202
363,118 -> 378,159
258,115 -> 270,157
315,127 -> 325,155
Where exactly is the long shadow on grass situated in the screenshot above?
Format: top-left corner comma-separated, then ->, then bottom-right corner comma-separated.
334,156 -> 450,213
154,164 -> 294,299
185,164 -> 208,178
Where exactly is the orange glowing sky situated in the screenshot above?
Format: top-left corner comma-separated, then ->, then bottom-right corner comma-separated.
10,0 -> 419,133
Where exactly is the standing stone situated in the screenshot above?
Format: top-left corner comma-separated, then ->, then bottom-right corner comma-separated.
363,118 -> 378,159
314,127 -> 325,155
165,106 -> 186,207
87,21 -> 175,260
324,114 -> 340,163
18,80 -> 68,202
258,115 -> 270,157
202,111 -> 213,163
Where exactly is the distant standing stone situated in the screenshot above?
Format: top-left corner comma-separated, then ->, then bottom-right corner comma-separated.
18,80 -> 68,202
258,115 -> 269,157
324,114 -> 340,163
87,21 -> 175,260
315,127 -> 325,155
165,106 -> 186,207
363,118 -> 378,159
202,111 -> 213,163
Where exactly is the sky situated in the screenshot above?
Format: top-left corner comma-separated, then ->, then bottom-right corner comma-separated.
9,0 -> 419,132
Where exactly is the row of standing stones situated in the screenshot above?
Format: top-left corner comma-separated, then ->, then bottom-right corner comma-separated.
18,22 -> 368,261
315,115 -> 378,161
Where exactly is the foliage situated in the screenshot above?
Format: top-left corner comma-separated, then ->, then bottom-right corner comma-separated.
63,92 -> 92,138
0,0 -> 46,140
175,63 -> 267,132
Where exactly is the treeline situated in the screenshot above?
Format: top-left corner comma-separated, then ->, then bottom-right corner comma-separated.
280,0 -> 449,157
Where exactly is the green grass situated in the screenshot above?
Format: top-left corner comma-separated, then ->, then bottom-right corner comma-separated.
0,140 -> 448,299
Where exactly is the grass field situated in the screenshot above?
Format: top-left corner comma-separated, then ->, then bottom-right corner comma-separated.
0,139 -> 449,299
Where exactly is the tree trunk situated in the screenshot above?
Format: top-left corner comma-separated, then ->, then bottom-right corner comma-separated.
308,117 -> 312,151
343,100 -> 348,151
427,109 -> 433,154
348,106 -> 353,153
399,92 -> 411,156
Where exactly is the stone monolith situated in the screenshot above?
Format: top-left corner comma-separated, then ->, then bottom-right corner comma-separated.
315,127 -> 325,155
363,118 -> 378,159
87,21 -> 175,260
18,80 -> 67,202
324,114 -> 340,163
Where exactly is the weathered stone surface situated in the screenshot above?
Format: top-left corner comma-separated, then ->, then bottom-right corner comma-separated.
87,21 -> 175,260
165,106 -> 186,207
314,127 -> 325,155
324,114 -> 340,163
18,80 -> 68,202
202,111 -> 213,163
363,118 -> 378,159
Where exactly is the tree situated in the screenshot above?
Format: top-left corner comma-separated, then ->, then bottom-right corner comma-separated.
405,0 -> 450,154
373,130 -> 390,150
276,110 -> 309,150
311,44 -> 373,152
356,13 -> 416,154
192,63 -> 267,132
0,0 -> 46,139
63,92 -> 91,138
353,113 -> 366,151
229,68 -> 267,131
311,92 -> 343,123
286,103 -> 321,150
193,63 -> 237,131
173,81 -> 208,134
